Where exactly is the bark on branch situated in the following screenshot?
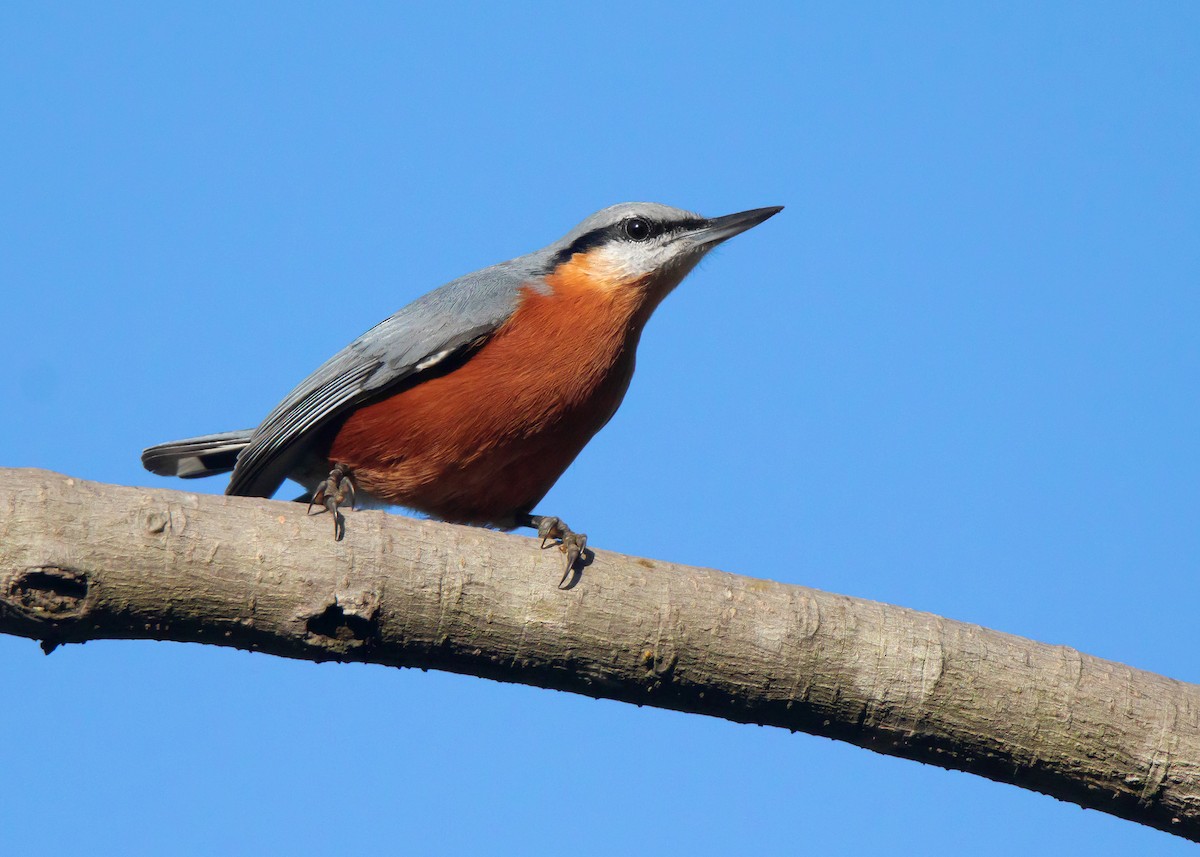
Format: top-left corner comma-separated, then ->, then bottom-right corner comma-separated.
1,468 -> 1197,840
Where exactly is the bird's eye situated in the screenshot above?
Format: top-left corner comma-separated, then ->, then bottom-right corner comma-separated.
623,217 -> 652,241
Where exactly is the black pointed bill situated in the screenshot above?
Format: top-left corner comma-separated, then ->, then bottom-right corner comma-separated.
681,206 -> 784,249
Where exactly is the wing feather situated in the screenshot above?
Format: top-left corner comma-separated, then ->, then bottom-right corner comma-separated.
226,261 -> 535,497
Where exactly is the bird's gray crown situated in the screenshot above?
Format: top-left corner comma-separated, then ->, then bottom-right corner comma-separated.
557,202 -> 702,246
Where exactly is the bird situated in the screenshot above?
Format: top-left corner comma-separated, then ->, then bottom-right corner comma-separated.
142,202 -> 782,584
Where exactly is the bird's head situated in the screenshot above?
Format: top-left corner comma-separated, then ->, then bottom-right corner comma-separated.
539,202 -> 783,305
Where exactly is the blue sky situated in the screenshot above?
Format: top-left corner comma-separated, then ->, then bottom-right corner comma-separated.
2,3 -> 1198,854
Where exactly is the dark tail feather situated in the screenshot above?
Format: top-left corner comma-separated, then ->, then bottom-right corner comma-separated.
141,430 -> 255,479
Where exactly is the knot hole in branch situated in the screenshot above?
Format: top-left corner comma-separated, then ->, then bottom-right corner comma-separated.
11,567 -> 89,616
305,601 -> 379,649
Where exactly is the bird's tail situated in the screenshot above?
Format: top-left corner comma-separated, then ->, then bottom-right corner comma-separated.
141,430 -> 255,479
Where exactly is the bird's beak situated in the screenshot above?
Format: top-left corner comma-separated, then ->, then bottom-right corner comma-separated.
682,206 -> 784,249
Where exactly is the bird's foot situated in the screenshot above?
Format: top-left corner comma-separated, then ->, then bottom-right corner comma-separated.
307,466 -> 356,540
525,515 -> 588,587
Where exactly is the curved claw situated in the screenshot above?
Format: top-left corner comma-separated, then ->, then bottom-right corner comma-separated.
527,515 -> 587,586
307,466 -> 355,541
324,493 -> 343,539
535,515 -> 564,545
558,531 -> 587,588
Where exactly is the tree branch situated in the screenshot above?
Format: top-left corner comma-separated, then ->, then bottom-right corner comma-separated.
1,468 -> 1197,839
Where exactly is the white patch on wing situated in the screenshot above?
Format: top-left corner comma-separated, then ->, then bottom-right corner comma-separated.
415,348 -> 454,371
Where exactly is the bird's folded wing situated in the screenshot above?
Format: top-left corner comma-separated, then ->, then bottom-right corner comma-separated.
226,262 -> 536,498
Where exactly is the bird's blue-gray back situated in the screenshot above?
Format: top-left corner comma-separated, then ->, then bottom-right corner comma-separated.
225,258 -> 544,498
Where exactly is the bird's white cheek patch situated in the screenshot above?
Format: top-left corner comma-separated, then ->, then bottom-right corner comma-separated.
585,243 -> 678,290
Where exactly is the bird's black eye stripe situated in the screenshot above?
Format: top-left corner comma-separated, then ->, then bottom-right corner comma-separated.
671,217 -> 706,233
548,214 -> 691,270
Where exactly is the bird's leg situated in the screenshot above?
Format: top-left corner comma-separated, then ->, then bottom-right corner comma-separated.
307,466 -> 356,541
521,514 -> 588,587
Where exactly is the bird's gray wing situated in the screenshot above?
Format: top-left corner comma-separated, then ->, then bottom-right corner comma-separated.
226,261 -> 538,498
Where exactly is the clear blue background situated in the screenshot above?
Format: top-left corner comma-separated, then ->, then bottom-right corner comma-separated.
2,3 -> 1197,854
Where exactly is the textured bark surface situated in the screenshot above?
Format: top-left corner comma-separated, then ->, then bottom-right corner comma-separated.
1,468 -> 1198,840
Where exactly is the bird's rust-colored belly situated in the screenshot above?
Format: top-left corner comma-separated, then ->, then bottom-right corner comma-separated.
326,278 -> 648,526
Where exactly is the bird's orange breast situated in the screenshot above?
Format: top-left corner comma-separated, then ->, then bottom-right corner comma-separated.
326,258 -> 657,526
